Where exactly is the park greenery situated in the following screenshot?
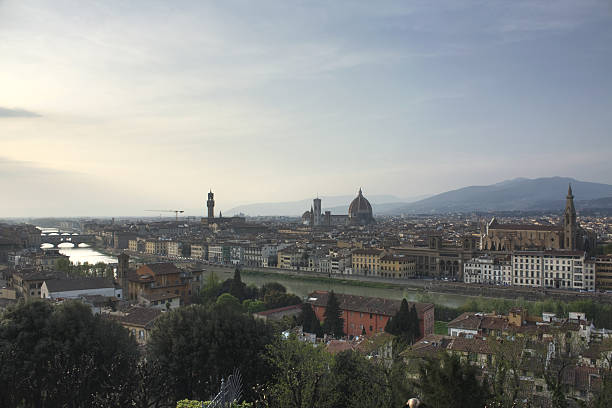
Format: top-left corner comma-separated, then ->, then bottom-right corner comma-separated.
195,270 -> 301,317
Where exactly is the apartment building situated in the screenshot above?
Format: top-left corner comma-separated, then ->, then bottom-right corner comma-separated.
511,251 -> 595,290
463,255 -> 512,285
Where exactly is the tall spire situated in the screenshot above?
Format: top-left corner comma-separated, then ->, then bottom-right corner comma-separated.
358,187 -> 362,196
567,183 -> 573,198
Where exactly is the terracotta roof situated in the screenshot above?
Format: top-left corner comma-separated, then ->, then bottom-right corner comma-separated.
307,290 -> 433,317
253,304 -> 302,317
118,307 -> 162,329
407,334 -> 451,357
137,263 -> 182,276
447,337 -> 492,355
326,340 -> 355,354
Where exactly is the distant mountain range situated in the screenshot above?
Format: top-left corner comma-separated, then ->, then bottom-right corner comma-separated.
226,194 -> 426,217
381,177 -> 612,214
226,177 -> 612,216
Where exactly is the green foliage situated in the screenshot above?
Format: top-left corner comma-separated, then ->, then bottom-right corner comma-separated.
300,302 -> 322,337
259,282 -> 286,297
416,353 -> 491,408
385,299 -> 420,345
215,293 -> 245,314
54,258 -> 114,279
0,299 -> 139,407
243,298 -> 267,314
195,272 -> 222,304
433,321 -> 448,335
147,304 -> 276,403
230,268 -> 247,301
322,291 -> 344,338
326,350 -> 392,408
263,338 -> 333,408
263,292 -> 301,310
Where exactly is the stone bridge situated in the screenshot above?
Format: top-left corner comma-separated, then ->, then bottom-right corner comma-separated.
40,233 -> 96,247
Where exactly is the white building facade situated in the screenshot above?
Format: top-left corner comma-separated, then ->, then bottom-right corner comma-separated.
511,251 -> 595,290
463,256 -> 512,285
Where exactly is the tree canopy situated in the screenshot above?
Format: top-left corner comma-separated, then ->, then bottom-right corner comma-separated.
322,291 -> 344,338
0,300 -> 138,408
147,304 -> 276,403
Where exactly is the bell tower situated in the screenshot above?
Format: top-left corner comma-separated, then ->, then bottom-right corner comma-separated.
207,190 -> 215,219
563,184 -> 577,250
117,253 -> 130,300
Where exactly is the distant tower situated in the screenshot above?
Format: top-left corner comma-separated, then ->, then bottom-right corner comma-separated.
313,197 -> 322,226
207,190 -> 215,219
117,253 -> 130,300
564,184 -> 577,250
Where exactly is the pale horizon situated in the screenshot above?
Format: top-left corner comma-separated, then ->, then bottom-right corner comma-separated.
2,1 -> 612,216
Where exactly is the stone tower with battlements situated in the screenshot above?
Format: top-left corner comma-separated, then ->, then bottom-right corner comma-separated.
207,190 -> 215,219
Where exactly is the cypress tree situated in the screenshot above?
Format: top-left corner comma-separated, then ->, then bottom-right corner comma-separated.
408,304 -> 421,344
301,303 -> 322,336
385,299 -> 421,344
229,267 -> 246,300
322,291 -> 344,338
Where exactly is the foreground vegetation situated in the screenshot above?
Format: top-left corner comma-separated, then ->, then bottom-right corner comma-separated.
2,269 -> 611,407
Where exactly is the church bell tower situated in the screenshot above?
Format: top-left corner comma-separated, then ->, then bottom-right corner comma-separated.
564,184 -> 577,250
207,190 -> 215,219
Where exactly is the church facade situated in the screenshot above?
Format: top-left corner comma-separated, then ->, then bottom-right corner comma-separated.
481,186 -> 595,253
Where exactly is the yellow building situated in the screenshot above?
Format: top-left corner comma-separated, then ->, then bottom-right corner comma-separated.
277,247 -> 303,269
380,253 -> 416,279
351,248 -> 383,276
595,256 -> 612,291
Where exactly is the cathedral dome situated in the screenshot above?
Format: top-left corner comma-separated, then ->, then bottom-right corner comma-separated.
348,188 -> 374,225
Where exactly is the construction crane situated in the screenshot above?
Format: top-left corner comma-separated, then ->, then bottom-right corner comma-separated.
145,209 -> 184,221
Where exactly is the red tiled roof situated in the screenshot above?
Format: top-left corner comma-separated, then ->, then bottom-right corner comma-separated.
307,290 -> 433,317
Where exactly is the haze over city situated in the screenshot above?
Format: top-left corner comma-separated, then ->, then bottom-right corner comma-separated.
2,0 -> 612,216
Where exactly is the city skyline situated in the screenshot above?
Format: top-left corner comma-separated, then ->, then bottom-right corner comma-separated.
2,1 -> 612,216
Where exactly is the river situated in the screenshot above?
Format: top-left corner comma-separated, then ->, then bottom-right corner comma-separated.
203,267 -> 472,308
39,228 -> 116,265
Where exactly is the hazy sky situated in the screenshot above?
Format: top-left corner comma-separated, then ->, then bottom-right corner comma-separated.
2,0 -> 612,216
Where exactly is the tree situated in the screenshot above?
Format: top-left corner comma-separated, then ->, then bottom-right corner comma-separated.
229,268 -> 247,301
0,299 -> 139,408
196,272 -> 222,304
55,257 -> 71,274
300,303 -> 322,337
385,299 -> 420,345
322,291 -> 344,338
487,336 -> 526,408
263,292 -> 301,310
327,350 -> 392,408
416,353 -> 490,408
215,293 -> 245,314
147,304 -> 276,403
263,338 -> 333,408
259,282 -> 286,298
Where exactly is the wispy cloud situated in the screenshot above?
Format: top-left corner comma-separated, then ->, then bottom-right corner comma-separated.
0,107 -> 41,117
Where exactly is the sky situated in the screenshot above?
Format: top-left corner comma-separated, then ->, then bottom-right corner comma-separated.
1,0 -> 612,217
